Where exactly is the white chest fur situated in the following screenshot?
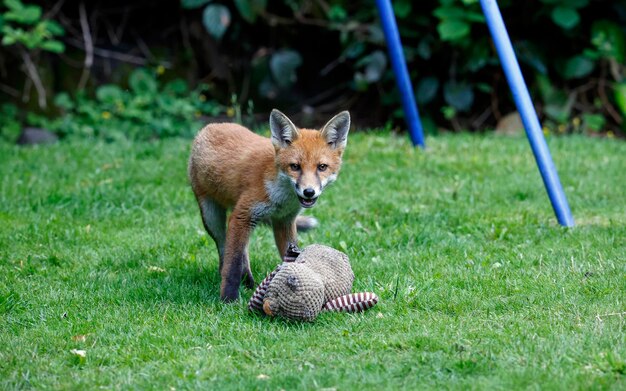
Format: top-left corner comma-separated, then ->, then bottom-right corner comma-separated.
251,173 -> 301,223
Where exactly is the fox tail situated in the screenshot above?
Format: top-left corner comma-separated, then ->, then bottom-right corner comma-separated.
295,215 -> 318,232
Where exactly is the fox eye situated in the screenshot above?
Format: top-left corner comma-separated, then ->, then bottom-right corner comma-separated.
289,163 -> 301,171
317,164 -> 328,172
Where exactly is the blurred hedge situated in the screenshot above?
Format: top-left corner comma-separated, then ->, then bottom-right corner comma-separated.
1,0 -> 625,139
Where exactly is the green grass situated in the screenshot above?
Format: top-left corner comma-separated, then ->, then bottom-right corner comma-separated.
1,132 -> 625,390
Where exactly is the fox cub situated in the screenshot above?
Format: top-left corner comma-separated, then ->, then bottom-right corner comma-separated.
188,110 -> 350,301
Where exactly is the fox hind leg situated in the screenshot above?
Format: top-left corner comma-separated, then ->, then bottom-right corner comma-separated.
198,197 -> 227,271
199,198 -> 255,293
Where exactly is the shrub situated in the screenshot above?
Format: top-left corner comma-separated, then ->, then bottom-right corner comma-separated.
181,0 -> 626,134
27,68 -> 224,141
1,0 -> 625,138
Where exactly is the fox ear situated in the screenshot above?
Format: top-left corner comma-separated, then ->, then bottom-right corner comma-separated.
321,111 -> 350,149
270,109 -> 300,148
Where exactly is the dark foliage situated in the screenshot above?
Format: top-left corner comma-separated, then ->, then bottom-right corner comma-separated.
1,0 -> 625,140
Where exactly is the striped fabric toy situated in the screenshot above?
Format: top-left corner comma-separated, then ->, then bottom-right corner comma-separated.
248,243 -> 300,312
322,292 -> 379,312
248,265 -> 281,312
248,244 -> 378,314
249,267 -> 378,313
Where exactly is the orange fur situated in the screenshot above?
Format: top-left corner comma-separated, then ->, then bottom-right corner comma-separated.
188,110 -> 350,301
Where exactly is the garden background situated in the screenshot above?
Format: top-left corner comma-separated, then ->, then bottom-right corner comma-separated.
1,0 -> 625,139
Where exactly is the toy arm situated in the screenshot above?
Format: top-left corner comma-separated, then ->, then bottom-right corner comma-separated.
322,292 -> 379,313
248,265 -> 282,312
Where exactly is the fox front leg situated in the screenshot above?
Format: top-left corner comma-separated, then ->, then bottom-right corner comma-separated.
272,218 -> 298,261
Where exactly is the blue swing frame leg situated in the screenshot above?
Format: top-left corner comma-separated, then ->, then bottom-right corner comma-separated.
375,0 -> 426,148
480,0 -> 575,227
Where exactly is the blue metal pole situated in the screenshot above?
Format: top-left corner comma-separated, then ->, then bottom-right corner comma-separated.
375,0 -> 425,148
479,0 -> 574,227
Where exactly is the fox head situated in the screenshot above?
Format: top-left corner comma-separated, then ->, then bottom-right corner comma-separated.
270,109 -> 350,208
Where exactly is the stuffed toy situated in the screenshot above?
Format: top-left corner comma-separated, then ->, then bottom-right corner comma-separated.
248,243 -> 379,321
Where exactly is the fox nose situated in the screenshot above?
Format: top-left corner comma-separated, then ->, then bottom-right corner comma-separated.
303,188 -> 316,198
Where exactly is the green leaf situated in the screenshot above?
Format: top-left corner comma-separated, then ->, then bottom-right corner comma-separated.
327,4 -> 347,22
475,82 -> 491,93
535,74 -> 567,106
562,55 -> 595,79
43,20 -> 65,36
0,102 -> 17,118
465,41 -> 491,72
1,34 -> 17,46
164,79 -> 189,96
359,50 -> 387,83
4,0 -> 24,12
40,39 -> 65,53
443,81 -> 474,112
393,0 -> 412,19
516,41 -> 547,75
441,105 -> 457,120
5,4 -> 42,25
464,11 -> 485,23
416,77 -> 439,105
343,42 -> 365,59
202,4 -> 230,40
544,104 -> 569,123
591,20 -> 626,63
180,0 -> 212,9
234,0 -> 254,23
234,0 -> 266,23
433,6 -> 466,20
613,82 -> 626,118
543,91 -> 575,123
128,69 -> 157,95
96,85 -> 124,104
23,32 -> 43,49
551,7 -> 580,30
54,92 -> 74,110
416,38 -> 431,60
270,49 -> 302,88
437,20 -> 470,42
581,113 -> 605,132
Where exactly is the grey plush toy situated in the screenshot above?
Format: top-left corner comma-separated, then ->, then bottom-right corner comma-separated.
248,243 -> 378,321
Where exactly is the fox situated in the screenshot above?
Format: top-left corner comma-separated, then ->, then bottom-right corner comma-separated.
188,109 -> 351,301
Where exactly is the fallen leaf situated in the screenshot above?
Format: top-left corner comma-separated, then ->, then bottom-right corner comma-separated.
257,374 -> 270,380
147,266 -> 166,273
72,335 -> 87,342
70,349 -> 86,358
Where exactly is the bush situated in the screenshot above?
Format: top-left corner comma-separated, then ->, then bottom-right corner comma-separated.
28,68 -> 224,141
175,0 -> 626,135
1,0 -> 625,139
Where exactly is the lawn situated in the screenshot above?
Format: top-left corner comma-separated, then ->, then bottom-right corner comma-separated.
1,132 -> 624,390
